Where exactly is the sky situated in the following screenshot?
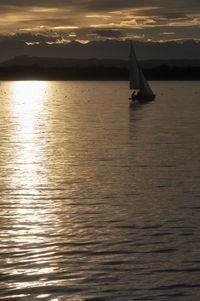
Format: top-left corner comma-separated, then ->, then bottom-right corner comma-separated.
0,0 -> 200,61
0,0 -> 200,43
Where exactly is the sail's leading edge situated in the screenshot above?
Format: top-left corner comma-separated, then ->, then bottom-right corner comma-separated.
129,42 -> 140,90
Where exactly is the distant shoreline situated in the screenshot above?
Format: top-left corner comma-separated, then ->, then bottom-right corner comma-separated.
1,57 -> 200,80
0,67 -> 200,81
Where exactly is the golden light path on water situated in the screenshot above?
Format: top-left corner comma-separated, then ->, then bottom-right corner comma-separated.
5,81 -> 61,300
9,81 -> 47,193
2,81 -> 96,300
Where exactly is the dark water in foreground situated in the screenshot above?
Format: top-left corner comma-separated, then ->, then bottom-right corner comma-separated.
0,81 -> 200,300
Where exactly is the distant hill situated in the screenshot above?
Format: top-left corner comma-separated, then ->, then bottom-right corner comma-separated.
1,40 -> 200,63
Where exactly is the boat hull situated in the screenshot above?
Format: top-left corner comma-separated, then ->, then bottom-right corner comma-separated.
130,94 -> 155,104
137,94 -> 155,102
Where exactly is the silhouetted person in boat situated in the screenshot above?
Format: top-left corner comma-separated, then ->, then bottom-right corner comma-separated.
131,91 -> 136,100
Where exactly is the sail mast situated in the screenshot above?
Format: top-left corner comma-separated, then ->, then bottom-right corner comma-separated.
129,42 -> 140,90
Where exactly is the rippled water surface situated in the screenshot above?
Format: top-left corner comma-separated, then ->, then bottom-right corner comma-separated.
0,81 -> 200,300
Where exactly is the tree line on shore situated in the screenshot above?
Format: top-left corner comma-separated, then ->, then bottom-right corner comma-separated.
0,64 -> 199,80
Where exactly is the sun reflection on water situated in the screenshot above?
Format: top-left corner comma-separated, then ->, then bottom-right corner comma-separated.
10,80 -> 47,138
9,81 -> 48,188
3,81 -> 60,297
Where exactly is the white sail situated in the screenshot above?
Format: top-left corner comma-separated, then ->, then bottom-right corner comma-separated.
129,42 -> 155,101
129,42 -> 140,90
139,68 -> 154,97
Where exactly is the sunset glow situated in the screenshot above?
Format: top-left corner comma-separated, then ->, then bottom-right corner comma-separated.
0,1 -> 199,43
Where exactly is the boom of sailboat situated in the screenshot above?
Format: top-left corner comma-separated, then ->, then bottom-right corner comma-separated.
129,42 -> 155,103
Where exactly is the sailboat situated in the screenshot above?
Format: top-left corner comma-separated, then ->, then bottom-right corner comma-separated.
129,42 -> 155,103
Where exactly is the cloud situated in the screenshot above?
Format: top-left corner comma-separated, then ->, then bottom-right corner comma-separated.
0,0 -> 199,42
15,33 -> 59,43
161,32 -> 175,35
0,0 -> 199,15
0,33 -> 62,45
91,29 -> 123,38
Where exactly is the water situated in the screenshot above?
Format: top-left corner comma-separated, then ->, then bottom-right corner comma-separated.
0,81 -> 200,300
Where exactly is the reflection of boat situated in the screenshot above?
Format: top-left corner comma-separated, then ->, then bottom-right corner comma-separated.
129,42 -> 155,103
